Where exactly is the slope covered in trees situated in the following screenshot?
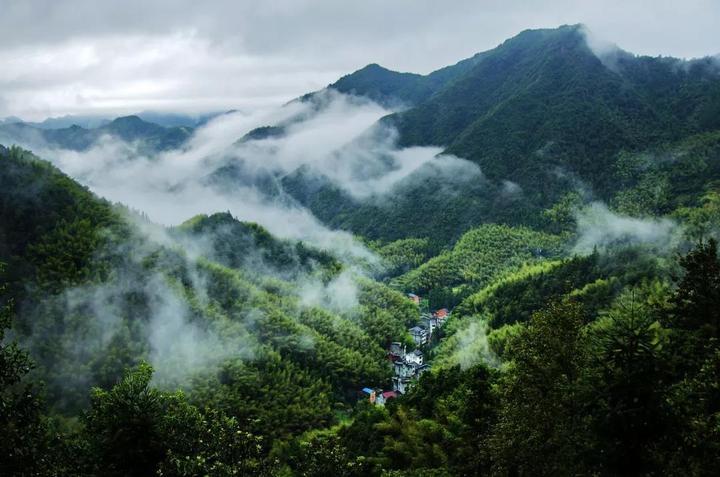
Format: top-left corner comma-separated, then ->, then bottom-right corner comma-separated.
280,25 -> 720,246
283,241 -> 720,476
2,23 -> 720,476
0,146 -> 418,474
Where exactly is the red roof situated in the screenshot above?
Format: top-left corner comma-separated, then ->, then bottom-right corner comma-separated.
434,308 -> 449,318
382,391 -> 398,399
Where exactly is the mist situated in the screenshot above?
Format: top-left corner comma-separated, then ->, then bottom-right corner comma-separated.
7,87 -> 494,400
17,90 -> 469,266
436,316 -> 499,370
573,202 -> 682,253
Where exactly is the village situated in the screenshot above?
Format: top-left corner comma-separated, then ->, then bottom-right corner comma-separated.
361,292 -> 450,406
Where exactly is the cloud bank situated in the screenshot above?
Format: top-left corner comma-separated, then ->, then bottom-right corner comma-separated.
2,1 -> 719,120
573,202 -> 682,253
29,91 -> 476,264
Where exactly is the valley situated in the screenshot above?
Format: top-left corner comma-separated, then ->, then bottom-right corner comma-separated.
1,20 -> 720,477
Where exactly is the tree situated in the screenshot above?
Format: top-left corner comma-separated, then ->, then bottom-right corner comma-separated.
0,265 -> 52,475
660,350 -> 720,474
669,238 -> 720,341
282,429 -> 369,477
83,362 -> 275,476
586,288 -> 670,474
488,300 -> 594,476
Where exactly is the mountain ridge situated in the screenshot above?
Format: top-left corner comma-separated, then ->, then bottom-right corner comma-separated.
273,24 -> 720,244
0,114 -> 193,152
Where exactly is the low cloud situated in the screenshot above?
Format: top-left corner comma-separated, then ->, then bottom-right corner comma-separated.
25,257 -> 254,404
501,179 -> 522,196
144,273 -> 252,387
580,25 -> 625,70
24,90 -> 475,265
299,269 -> 361,314
443,318 -> 499,370
573,202 -> 682,253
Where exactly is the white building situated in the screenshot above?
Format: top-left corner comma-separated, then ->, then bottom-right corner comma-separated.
406,349 -> 424,366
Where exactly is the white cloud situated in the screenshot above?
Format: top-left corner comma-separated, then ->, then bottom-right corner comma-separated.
29,91 -> 454,263
0,32 -> 340,120
1,1 -> 719,119
573,202 -> 682,253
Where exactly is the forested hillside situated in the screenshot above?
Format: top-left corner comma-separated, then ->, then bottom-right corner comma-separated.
2,22 -> 720,476
280,25 -> 720,245
0,146 -> 417,474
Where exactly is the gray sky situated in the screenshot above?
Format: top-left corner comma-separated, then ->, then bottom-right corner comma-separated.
1,0 -> 719,121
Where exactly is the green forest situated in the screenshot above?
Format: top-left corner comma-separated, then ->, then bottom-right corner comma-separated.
2,23 -> 720,477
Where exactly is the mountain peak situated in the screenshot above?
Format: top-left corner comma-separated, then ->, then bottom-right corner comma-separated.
499,23 -> 587,53
109,115 -> 148,126
356,63 -> 391,73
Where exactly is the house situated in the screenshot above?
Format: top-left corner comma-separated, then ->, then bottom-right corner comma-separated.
382,390 -> 398,401
406,349 -> 424,366
433,308 -> 450,326
392,362 -> 430,394
407,293 -> 421,305
421,316 -> 438,336
434,308 -> 449,319
394,359 -> 417,379
361,388 -> 397,405
392,375 -> 413,394
388,341 -> 406,361
409,325 -> 428,346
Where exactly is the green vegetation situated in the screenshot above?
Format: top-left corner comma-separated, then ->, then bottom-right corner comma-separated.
0,147 -> 413,473
282,26 -> 720,246
3,23 -> 720,475
292,246 -> 720,475
175,212 -> 341,278
390,224 -> 565,309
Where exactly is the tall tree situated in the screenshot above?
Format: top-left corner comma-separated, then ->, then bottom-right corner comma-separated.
0,265 -> 51,475
488,300 -> 594,476
670,238 -> 720,340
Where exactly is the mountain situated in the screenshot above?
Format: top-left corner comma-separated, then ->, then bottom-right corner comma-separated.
29,115 -> 111,129
135,111 -> 225,128
1,111 -> 225,130
0,115 -> 25,125
275,24 -> 720,245
3,24 -> 720,477
174,211 -> 340,276
386,25 -> 720,192
0,145 -> 417,470
325,52 -> 485,107
0,115 -> 193,153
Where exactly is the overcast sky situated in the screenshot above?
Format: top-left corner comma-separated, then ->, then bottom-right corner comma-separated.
1,0 -> 719,121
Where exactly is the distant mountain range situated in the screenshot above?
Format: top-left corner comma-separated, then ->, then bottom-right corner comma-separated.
0,111 -> 232,154
0,115 -> 194,153
0,111 -> 225,130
